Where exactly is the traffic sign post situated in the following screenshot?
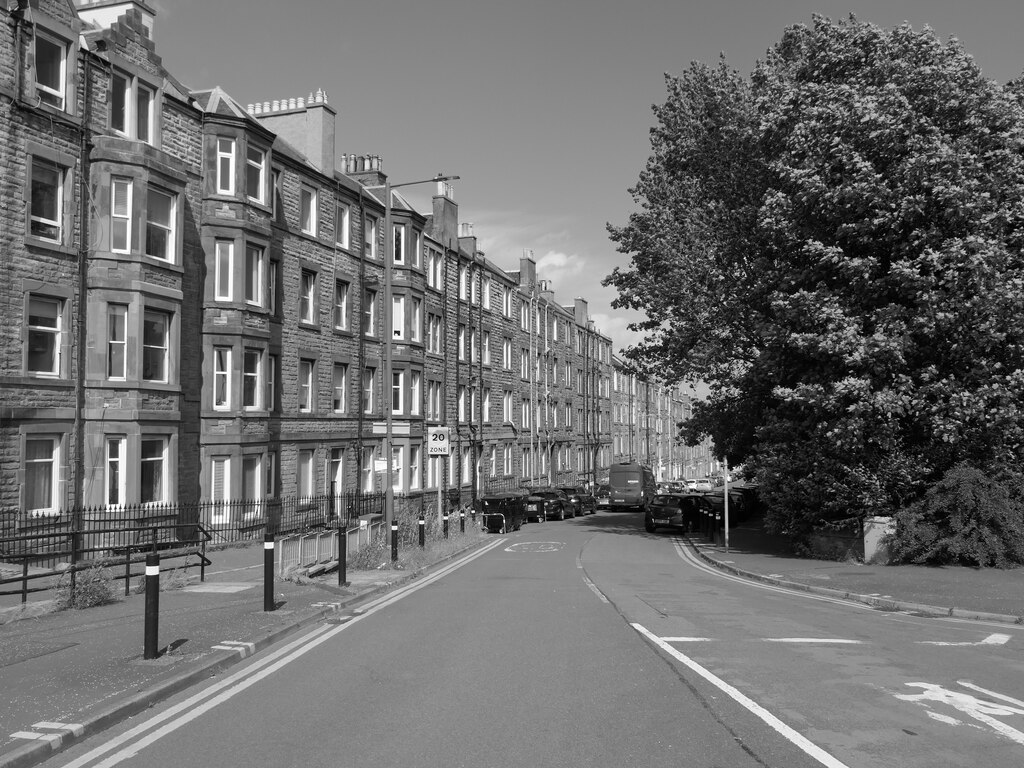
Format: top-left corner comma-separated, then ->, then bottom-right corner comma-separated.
427,426 -> 451,456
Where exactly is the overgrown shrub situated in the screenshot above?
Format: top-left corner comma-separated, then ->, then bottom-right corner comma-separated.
890,463 -> 1024,567
54,562 -> 121,610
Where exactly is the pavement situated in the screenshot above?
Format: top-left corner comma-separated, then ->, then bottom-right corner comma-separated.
1,517 -> 1022,768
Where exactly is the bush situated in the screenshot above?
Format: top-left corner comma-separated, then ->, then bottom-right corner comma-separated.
890,463 -> 1024,567
54,562 -> 121,610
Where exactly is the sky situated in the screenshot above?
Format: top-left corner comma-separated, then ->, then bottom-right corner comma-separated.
151,0 -> 1024,357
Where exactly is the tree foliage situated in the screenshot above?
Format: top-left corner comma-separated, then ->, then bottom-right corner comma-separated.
606,15 -> 1024,539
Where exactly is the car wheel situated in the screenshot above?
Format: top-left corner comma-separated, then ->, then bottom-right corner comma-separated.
645,520 -> 657,533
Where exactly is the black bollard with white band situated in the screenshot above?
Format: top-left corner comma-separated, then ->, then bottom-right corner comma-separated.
144,552 -> 160,659
264,533 -> 275,612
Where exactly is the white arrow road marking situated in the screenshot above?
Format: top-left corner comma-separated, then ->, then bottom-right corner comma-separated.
633,623 -> 852,768
919,633 -> 1011,647
895,682 -> 1024,745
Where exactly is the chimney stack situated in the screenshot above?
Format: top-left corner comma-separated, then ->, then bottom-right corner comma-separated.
248,88 -> 336,174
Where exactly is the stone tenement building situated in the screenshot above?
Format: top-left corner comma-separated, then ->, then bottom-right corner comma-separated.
0,0 -> 613,533
609,358 -> 718,483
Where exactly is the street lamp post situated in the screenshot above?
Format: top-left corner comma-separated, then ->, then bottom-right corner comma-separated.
367,173 -> 459,527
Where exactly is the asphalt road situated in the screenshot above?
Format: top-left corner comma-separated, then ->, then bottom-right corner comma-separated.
45,511 -> 1024,768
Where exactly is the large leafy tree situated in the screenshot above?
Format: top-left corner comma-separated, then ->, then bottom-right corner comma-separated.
606,16 -> 1024,536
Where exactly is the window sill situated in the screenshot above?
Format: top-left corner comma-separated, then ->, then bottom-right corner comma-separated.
24,235 -> 77,256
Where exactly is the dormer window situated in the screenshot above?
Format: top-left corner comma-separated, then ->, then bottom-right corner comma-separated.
34,31 -> 68,111
110,70 -> 156,144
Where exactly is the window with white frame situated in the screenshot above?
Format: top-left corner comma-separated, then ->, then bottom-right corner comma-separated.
25,435 -> 60,515
461,447 -> 472,484
110,69 -> 155,143
427,250 -> 442,288
362,289 -> 377,336
482,277 -> 491,310
361,446 -> 375,492
300,269 -> 317,324
426,454 -> 440,489
410,371 -> 421,416
426,380 -> 441,420
470,270 -> 479,305
392,223 -> 405,265
268,260 -> 279,315
329,448 -> 344,496
410,445 -> 421,491
458,386 -> 467,422
244,245 -> 263,305
146,187 -> 175,261
362,366 -> 376,413
503,338 -> 512,370
489,446 -> 496,477
503,444 -> 512,475
213,346 -> 231,410
365,216 -> 378,258
427,313 -> 441,353
142,309 -> 170,382
522,448 -> 531,479
26,295 -> 64,377
410,298 -> 422,342
300,185 -> 318,235
392,446 -> 404,493
470,329 -> 477,363
267,354 -> 278,412
111,177 -> 132,252
105,436 -> 126,506
34,30 -> 68,110
392,370 -> 404,414
140,436 -> 167,503
299,359 -> 315,412
521,399 -> 531,429
520,302 -> 528,331
458,325 -> 466,361
482,331 -> 490,365
242,455 -> 262,502
30,156 -> 65,242
392,295 -> 406,340
245,145 -> 266,204
216,138 -> 235,195
210,456 -> 230,522
107,304 -> 127,380
483,388 -> 491,423
332,363 -> 348,413
335,202 -> 350,248
215,241 -> 233,301
502,287 -> 512,317
521,349 -> 529,379
297,449 -> 315,498
459,266 -> 469,300
503,390 -> 513,423
333,280 -> 349,330
413,231 -> 422,269
243,348 -> 262,409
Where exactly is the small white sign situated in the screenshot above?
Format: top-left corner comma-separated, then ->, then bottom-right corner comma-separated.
427,426 -> 451,456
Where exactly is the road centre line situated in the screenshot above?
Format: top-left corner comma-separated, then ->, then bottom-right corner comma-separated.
764,638 -> 864,644
633,623 -> 852,768
57,537 -> 506,768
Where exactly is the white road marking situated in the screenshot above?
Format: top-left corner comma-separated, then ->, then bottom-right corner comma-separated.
633,623 -> 852,768
764,638 -> 864,644
895,682 -> 1024,745
504,541 -> 563,553
661,637 -> 712,642
919,633 -> 1011,647
581,574 -> 609,603
56,538 -> 508,768
957,681 -> 1024,708
11,732 -> 63,747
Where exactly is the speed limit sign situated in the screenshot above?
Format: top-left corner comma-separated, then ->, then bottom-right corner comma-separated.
427,426 -> 451,456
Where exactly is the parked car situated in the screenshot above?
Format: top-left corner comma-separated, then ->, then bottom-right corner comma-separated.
594,483 -> 611,508
692,478 -> 716,493
476,490 -> 528,533
557,485 -> 596,516
524,488 -> 574,521
644,493 -> 717,533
